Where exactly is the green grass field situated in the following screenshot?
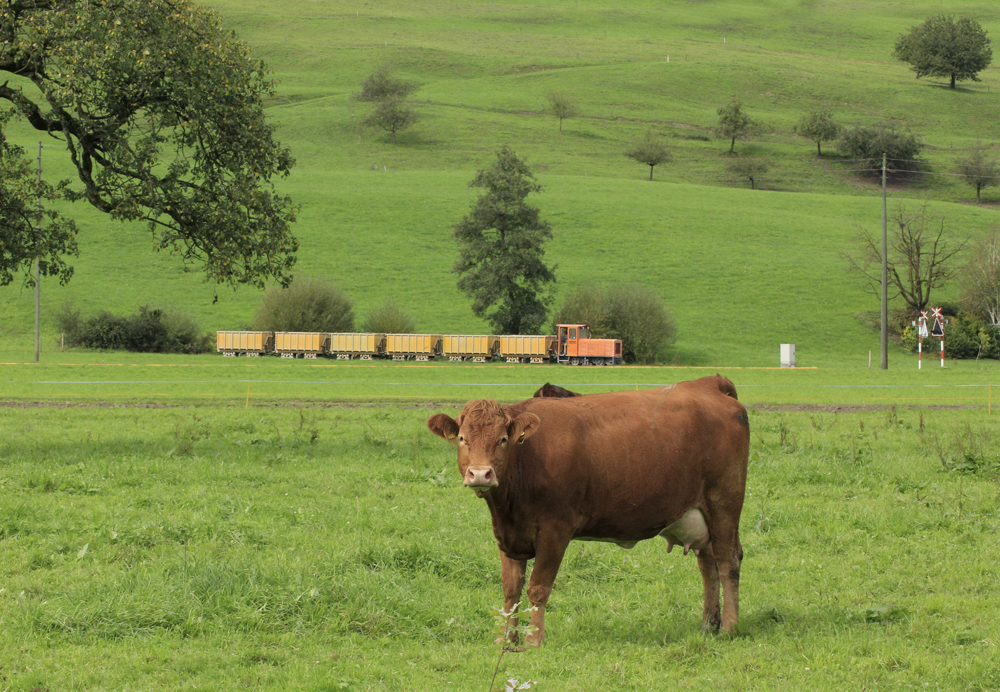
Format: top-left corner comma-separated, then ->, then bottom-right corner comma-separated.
2,4 -> 1000,690
2,398 -> 998,691
2,0 -> 999,367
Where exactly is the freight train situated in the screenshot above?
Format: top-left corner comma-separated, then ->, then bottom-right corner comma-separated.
216,323 -> 623,365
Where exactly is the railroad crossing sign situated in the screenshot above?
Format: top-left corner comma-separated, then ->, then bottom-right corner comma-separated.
917,311 -> 929,338
930,307 -> 944,336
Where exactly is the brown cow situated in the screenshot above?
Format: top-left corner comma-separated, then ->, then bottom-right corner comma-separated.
427,375 -> 749,646
532,382 -> 580,398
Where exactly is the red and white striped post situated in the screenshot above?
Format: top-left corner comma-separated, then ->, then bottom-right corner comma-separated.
930,307 -> 945,368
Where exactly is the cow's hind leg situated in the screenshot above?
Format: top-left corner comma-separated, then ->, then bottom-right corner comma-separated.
709,517 -> 743,634
498,551 -> 527,644
695,544 -> 722,632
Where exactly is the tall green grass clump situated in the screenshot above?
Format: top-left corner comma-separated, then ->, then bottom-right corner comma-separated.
361,297 -> 417,333
253,275 -> 354,332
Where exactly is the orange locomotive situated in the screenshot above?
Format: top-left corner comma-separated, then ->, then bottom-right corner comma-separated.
556,324 -> 622,365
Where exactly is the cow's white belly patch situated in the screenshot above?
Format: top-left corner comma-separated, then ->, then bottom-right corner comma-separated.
659,508 -> 711,556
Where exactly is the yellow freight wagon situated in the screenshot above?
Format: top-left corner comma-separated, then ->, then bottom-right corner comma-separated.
327,333 -> 385,360
274,332 -> 328,359
385,334 -> 442,361
217,331 -> 273,357
498,335 -> 556,363
442,334 -> 498,362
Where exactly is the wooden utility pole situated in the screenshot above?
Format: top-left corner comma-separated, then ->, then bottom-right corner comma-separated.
880,153 -> 888,370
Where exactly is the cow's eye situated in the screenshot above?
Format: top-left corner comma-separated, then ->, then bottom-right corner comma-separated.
499,436 -> 508,446
458,435 -> 465,444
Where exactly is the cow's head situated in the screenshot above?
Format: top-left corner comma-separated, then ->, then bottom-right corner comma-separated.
427,399 -> 540,497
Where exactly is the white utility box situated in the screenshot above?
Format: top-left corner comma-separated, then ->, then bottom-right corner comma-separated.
780,343 -> 795,368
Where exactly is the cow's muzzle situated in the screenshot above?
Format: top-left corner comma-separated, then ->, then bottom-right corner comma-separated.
464,467 -> 498,494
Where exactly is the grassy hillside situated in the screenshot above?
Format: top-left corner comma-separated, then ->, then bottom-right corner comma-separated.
2,0 -> 999,366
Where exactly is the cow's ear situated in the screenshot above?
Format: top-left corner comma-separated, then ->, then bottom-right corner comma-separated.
427,413 -> 461,443
510,412 -> 541,444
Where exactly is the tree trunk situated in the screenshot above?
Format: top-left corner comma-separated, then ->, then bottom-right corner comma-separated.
730,137 -> 736,153
648,165 -> 653,181
750,177 -> 755,190
977,185 -> 982,203
950,74 -> 956,89
817,141 -> 822,156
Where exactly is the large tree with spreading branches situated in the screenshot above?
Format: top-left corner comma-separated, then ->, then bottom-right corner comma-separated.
893,15 -> 992,89
452,146 -> 556,335
1,0 -> 298,288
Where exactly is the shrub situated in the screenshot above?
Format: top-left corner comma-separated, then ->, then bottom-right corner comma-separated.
555,282 -> 676,363
253,276 -> 354,333
838,124 -> 923,175
361,298 -> 417,334
57,305 -> 212,353
899,310 -> 998,359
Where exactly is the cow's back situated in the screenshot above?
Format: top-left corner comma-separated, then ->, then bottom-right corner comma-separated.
510,377 -> 748,542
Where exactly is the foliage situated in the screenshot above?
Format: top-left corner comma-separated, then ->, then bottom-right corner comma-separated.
955,143 -> 999,203
837,123 -> 923,176
546,92 -> 579,132
961,227 -> 1000,328
363,98 -> 419,144
893,15 -> 992,88
845,201 -> 967,312
452,147 -> 556,335
900,310 -> 999,360
554,282 -> 676,363
713,100 -> 759,154
725,156 -> 771,190
0,0 -> 297,289
490,602 -> 537,692
354,68 -> 417,102
54,304 -> 211,353
252,276 -> 354,332
794,111 -> 841,156
624,132 -> 672,180
0,114 -> 79,286
361,297 -> 417,333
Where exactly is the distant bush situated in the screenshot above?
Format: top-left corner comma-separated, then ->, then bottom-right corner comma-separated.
55,303 -> 212,353
838,124 -> 922,175
900,311 -> 999,360
554,282 -> 676,363
253,276 -> 354,333
361,297 -> 416,334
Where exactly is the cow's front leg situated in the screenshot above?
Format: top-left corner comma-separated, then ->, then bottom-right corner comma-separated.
498,551 -> 527,644
523,529 -> 571,647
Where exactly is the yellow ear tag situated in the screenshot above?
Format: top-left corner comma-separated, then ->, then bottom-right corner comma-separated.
518,432 -> 525,444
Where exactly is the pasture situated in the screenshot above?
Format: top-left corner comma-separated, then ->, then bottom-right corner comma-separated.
3,0 -> 1000,365
1,364 -> 998,691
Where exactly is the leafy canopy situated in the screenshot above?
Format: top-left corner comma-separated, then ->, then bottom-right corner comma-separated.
714,99 -> 759,154
0,0 -> 298,288
794,111 -> 840,156
546,92 -> 579,132
452,147 -> 556,335
893,15 -> 992,88
955,143 -> 999,203
0,116 -> 79,287
624,132 -> 672,180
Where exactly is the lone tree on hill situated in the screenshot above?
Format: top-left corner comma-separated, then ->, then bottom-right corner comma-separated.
893,15 -> 992,89
625,132 -> 672,180
845,201 -> 968,312
714,99 -> 759,154
794,111 -> 840,156
364,98 -> 419,144
725,157 -> 771,190
955,143 -> 999,203
838,123 -> 923,176
354,68 -> 417,102
0,0 -> 298,289
452,147 -> 557,335
547,92 -> 580,132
